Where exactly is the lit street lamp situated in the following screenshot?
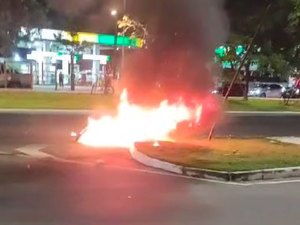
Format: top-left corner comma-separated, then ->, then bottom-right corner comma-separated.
111,9 -> 118,17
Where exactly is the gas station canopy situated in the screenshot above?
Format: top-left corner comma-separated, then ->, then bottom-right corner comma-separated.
20,27 -> 145,48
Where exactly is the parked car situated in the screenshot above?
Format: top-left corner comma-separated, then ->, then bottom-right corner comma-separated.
0,69 -> 32,88
248,83 -> 284,98
213,83 -> 245,97
282,86 -> 300,99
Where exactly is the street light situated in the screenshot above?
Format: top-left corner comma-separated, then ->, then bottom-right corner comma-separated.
111,9 -> 118,17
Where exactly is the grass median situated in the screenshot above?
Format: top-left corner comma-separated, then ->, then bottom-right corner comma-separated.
136,138 -> 300,171
0,91 -> 300,111
0,91 -> 118,110
227,98 -> 300,111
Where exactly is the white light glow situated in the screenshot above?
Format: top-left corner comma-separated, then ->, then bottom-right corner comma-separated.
111,9 -> 118,16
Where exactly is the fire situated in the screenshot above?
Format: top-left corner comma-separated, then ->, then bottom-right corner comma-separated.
78,90 -> 202,148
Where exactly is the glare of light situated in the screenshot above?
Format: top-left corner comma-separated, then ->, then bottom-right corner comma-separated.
111,9 -> 118,16
153,141 -> 160,147
14,53 -> 21,61
254,89 -> 261,95
70,131 -> 77,137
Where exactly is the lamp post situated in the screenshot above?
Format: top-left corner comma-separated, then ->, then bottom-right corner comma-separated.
111,8 -> 118,66
121,0 -> 126,78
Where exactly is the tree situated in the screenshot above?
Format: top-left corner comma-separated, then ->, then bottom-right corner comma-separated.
116,15 -> 148,77
0,0 -> 49,88
117,15 -> 148,43
223,0 -> 295,99
0,0 -> 49,57
54,32 -> 89,91
287,0 -> 300,72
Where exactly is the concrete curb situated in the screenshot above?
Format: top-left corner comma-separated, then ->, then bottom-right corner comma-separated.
130,147 -> 300,182
226,111 -> 300,116
0,108 -> 300,115
0,109 -> 93,115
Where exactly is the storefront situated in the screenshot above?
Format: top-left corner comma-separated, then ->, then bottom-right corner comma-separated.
15,27 -> 144,86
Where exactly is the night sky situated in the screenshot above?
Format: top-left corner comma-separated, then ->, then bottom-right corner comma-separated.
48,0 -> 228,103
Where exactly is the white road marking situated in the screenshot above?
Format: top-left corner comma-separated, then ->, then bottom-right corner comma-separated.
15,144 -> 99,166
269,137 -> 300,145
14,145 -> 300,186
16,144 -> 49,158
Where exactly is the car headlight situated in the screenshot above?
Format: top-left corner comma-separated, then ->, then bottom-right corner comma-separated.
281,87 -> 286,92
296,89 -> 300,95
254,89 -> 261,94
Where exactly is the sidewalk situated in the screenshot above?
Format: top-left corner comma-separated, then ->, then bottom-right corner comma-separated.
0,85 -> 93,94
33,85 -> 92,93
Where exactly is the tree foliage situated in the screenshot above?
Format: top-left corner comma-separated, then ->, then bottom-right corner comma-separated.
222,0 -> 297,79
54,32 -> 90,91
0,0 -> 50,57
117,15 -> 148,42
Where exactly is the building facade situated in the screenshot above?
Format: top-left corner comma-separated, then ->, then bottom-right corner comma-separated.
14,28 -> 144,86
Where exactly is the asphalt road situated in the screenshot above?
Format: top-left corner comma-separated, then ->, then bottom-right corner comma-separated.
0,113 -> 299,145
1,155 -> 300,225
1,112 -> 300,225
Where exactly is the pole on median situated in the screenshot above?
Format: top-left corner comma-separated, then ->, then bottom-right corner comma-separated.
208,3 -> 272,141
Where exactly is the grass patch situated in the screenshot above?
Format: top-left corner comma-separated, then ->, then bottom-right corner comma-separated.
0,91 -> 118,110
136,138 -> 300,171
227,98 -> 300,111
0,91 -> 300,112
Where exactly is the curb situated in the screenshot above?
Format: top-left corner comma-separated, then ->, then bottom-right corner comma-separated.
130,147 -> 300,182
0,109 -> 300,116
226,111 -> 300,116
0,109 -> 93,115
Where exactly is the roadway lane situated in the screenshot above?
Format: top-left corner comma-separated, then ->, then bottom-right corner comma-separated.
215,113 -> 300,137
1,112 -> 300,225
0,157 -> 300,225
0,113 -> 299,145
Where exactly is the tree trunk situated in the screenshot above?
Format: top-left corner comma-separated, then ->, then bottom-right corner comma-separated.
3,61 -> 7,89
243,62 -> 251,100
70,53 -> 75,91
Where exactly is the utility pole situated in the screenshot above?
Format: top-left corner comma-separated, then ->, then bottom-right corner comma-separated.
123,0 -> 127,11
121,0 -> 127,78
208,3 -> 272,141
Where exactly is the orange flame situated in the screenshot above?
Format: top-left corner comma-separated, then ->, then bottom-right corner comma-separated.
78,90 -> 202,148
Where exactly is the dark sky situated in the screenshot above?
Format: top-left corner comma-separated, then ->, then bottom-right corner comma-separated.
48,0 -> 228,55
48,0 -> 228,103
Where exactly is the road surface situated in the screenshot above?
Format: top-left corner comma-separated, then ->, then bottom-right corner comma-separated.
0,112 -> 300,225
0,113 -> 299,144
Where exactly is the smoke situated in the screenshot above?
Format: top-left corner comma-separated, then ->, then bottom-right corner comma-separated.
48,0 -> 228,105
48,0 -> 96,17
121,0 -> 229,105
47,0 -> 114,32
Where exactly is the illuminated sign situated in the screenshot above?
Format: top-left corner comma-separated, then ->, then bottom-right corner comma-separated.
21,28 -> 144,48
27,51 -> 111,65
82,54 -> 111,64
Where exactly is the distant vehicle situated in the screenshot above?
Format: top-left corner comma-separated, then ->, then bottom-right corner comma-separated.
213,83 -> 245,97
0,69 -> 32,88
248,83 -> 284,98
282,87 -> 300,99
